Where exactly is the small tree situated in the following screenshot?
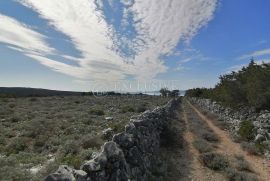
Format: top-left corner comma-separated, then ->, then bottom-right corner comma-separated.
160,88 -> 170,97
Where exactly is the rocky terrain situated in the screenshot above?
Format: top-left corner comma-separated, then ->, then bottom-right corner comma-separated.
190,98 -> 270,156
1,96 -> 270,181
46,99 -> 180,181
0,95 -> 170,180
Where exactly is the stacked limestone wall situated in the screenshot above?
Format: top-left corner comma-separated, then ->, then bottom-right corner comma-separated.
45,98 -> 179,181
189,98 -> 270,155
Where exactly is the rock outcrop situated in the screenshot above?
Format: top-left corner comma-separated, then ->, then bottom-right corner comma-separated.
45,99 -> 179,181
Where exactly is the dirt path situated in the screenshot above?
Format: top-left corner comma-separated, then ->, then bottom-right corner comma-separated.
182,109 -> 226,181
187,101 -> 270,181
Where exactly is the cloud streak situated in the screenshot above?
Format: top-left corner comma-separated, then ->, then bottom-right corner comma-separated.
238,48 -> 270,60
0,14 -> 54,55
3,0 -> 218,81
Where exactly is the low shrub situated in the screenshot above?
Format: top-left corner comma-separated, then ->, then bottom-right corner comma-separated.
254,142 -> 267,154
202,131 -> 219,142
234,155 -> 253,173
200,152 -> 229,171
79,148 -> 96,160
62,140 -> 81,155
0,136 -> 6,146
60,154 -> 82,169
5,137 -> 30,155
89,108 -> 105,116
108,121 -> 127,133
120,106 -> 135,113
8,103 -> 16,108
11,152 -> 46,165
81,135 -> 103,149
214,118 -> 229,130
29,97 -> 38,102
240,142 -> 262,155
225,168 -> 258,181
0,157 -> 32,181
10,116 -> 20,123
136,105 -> 147,113
193,139 -> 213,153
238,120 -> 255,141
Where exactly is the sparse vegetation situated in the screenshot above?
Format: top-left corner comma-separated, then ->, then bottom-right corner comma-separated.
193,139 -> 213,153
120,105 -> 135,113
89,108 -> 105,115
225,168 -> 258,181
0,95 -> 170,180
238,120 -> 255,141
241,142 -> 266,156
200,152 -> 229,171
234,155 -> 254,173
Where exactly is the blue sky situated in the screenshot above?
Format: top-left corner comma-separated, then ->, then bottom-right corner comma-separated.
0,0 -> 270,92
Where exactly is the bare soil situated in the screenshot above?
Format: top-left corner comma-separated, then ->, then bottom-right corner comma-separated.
186,100 -> 270,181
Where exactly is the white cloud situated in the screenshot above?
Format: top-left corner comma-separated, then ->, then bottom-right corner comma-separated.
128,0 -> 218,79
0,14 -> 54,55
13,0 -> 218,81
121,0 -> 134,6
238,48 -> 270,60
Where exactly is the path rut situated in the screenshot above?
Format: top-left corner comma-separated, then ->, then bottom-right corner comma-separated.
187,100 -> 270,181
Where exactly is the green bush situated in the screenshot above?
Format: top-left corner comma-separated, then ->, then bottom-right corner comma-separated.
202,131 -> 219,142
60,155 -> 82,169
186,60 -> 270,111
120,106 -> 135,113
8,103 -> 16,108
79,148 -> 96,160
234,155 -> 253,173
81,135 -> 103,149
240,142 -> 263,155
11,152 -> 46,165
89,108 -> 105,116
62,140 -> 81,155
0,157 -> 32,181
225,168 -> 258,181
108,121 -> 127,133
200,153 -> 229,171
136,105 -> 147,113
193,139 -> 213,153
238,120 -> 255,141
5,137 -> 30,155
0,136 -> 6,146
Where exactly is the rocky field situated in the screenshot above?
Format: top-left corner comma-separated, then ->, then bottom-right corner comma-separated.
0,95 -> 170,181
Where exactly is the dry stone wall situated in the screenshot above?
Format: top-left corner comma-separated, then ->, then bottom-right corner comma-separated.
45,98 -> 179,181
190,98 -> 270,154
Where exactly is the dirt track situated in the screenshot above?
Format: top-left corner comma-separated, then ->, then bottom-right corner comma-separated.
186,101 -> 270,181
179,102 -> 270,181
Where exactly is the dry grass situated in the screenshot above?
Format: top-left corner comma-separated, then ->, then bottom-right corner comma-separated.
0,95 -> 170,180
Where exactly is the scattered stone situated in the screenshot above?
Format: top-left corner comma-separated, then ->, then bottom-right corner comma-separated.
30,164 -> 43,175
46,99 -> 180,181
191,98 -> 270,152
102,128 -> 114,140
105,117 -> 113,121
45,165 -> 76,181
255,134 -> 265,142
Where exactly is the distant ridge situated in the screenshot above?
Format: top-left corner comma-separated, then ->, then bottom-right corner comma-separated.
0,87 -> 82,97
0,87 -> 186,97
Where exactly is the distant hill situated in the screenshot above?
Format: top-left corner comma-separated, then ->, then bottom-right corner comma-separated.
0,87 -> 83,97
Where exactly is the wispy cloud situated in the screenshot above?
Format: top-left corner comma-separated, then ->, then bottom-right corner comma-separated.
0,14 -> 54,55
5,0 -> 218,81
238,48 -> 270,60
